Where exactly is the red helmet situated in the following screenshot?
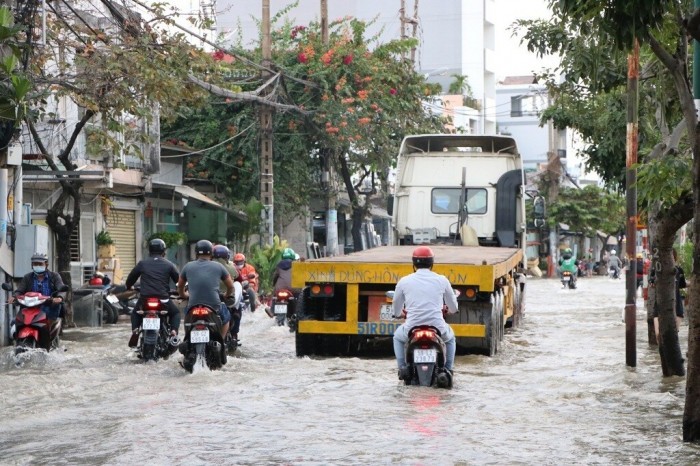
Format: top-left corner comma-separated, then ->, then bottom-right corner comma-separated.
233,253 -> 246,265
412,246 -> 434,269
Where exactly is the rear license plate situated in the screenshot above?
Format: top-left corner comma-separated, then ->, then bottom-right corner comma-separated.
106,295 -> 119,304
562,276 -> 570,281
274,304 -> 287,315
190,329 -> 209,343
142,318 -> 160,330
379,303 -> 394,321
413,348 -> 437,363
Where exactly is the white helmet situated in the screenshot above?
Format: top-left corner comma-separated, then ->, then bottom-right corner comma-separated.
611,249 -> 616,255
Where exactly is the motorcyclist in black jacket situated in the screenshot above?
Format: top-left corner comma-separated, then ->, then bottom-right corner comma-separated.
125,238 -> 180,347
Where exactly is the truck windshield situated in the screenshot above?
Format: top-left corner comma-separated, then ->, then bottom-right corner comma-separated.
431,188 -> 487,214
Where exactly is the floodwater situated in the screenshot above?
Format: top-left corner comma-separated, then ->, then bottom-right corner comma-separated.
1,276 -> 700,465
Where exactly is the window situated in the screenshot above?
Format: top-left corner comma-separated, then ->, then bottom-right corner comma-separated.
431,188 -> 487,214
510,94 -> 540,117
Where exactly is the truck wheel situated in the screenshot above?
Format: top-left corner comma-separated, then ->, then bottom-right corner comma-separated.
487,304 -> 498,356
294,289 -> 318,357
296,333 -> 318,357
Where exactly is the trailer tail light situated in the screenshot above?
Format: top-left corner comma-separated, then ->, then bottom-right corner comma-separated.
460,286 -> 478,301
310,283 -> 334,297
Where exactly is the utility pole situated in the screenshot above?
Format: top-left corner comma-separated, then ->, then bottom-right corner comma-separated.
320,0 -> 338,256
399,0 -> 419,63
260,0 -> 274,245
624,39 -> 639,368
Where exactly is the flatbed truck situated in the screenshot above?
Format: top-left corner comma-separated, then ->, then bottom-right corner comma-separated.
292,134 -> 528,356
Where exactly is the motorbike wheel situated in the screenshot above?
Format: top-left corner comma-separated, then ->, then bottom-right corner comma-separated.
142,342 -> 158,362
15,337 -> 36,355
101,302 -> 116,326
276,315 -> 285,326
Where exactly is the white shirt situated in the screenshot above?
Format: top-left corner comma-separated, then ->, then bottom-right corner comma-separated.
392,268 -> 458,335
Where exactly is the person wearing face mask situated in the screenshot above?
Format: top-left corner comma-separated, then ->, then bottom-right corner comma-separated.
11,252 -> 66,349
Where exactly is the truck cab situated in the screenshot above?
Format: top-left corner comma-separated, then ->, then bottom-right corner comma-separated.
392,134 -> 526,259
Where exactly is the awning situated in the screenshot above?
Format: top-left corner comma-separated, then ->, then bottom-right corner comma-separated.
174,185 -> 222,208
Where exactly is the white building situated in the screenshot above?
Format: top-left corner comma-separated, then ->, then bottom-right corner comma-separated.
496,75 -> 597,185
215,0 -> 497,134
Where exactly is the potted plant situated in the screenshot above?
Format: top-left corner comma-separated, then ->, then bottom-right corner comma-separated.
96,230 -> 116,258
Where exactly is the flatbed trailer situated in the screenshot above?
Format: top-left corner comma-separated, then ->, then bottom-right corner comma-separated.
291,245 -> 525,357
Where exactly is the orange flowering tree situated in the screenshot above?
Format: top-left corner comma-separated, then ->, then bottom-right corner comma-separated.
276,17 -> 443,249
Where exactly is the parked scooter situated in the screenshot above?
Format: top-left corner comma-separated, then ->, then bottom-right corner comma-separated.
179,302 -> 227,373
133,292 -> 180,362
2,282 -> 69,355
400,325 -> 453,389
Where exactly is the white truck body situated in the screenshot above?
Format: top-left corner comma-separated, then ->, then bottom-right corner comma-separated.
392,134 -> 527,264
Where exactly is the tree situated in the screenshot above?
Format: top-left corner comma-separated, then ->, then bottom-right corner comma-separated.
517,0 -> 700,441
14,1 -> 216,321
164,15 -> 445,251
545,185 -> 625,247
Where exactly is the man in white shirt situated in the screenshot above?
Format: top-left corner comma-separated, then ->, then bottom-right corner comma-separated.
392,246 -> 458,380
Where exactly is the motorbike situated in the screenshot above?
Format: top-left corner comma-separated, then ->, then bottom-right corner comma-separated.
608,267 -> 620,279
2,282 -> 69,355
401,325 -> 453,389
271,288 -> 297,332
223,282 -> 244,354
561,270 -> 576,289
133,293 -> 180,362
179,302 -> 227,373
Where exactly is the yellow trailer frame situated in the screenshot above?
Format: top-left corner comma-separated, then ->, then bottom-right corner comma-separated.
292,245 -> 523,346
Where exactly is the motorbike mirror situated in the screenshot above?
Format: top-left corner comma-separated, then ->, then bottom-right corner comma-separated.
248,273 -> 256,279
1,282 -> 12,291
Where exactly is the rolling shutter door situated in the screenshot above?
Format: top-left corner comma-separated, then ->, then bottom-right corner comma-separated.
106,209 -> 136,274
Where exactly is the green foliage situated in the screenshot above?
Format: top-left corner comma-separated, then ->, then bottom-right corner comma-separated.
95,230 -> 114,245
148,231 -> 187,249
678,241 -> 693,276
636,155 -> 692,209
546,185 -> 625,237
0,6 -> 30,124
249,235 -> 289,295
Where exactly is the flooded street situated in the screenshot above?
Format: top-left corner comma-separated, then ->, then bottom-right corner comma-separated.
2,276 -> 700,465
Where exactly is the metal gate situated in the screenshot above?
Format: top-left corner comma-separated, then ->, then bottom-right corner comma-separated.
106,209 -> 136,275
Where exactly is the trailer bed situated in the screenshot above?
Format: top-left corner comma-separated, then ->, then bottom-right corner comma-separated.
306,245 -> 520,266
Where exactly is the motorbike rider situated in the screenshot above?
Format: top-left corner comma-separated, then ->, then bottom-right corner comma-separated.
212,244 -> 242,343
233,252 -> 259,311
271,247 -> 301,317
125,238 -> 181,347
178,240 -> 234,340
392,246 -> 459,381
558,247 -> 579,284
11,252 -> 66,350
608,249 -> 623,278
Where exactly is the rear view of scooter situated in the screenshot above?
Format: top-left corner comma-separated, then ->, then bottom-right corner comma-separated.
401,325 -> 452,389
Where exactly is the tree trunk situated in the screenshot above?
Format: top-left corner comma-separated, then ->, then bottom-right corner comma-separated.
684,123 -> 700,441
46,186 -> 81,327
337,154 -> 365,252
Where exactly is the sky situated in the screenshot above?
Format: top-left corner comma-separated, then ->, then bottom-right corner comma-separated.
494,0 -> 559,79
